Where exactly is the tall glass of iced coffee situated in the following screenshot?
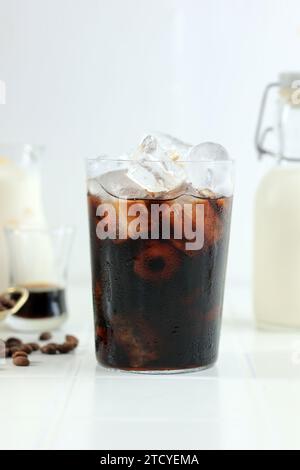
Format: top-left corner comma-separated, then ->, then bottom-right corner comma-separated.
87,136 -> 233,373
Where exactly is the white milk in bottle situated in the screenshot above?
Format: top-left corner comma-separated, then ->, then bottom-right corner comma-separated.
254,166 -> 300,327
0,145 -> 46,291
254,72 -> 300,328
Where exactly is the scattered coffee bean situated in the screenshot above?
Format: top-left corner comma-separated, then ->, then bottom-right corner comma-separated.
5,347 -> 11,358
1,332 -> 79,363
65,335 -> 79,348
0,296 -> 15,311
0,302 -> 8,311
28,342 -> 39,351
39,332 -> 52,341
21,344 -> 33,354
56,343 -> 73,354
13,356 -> 30,367
12,350 -> 28,359
9,346 -> 22,355
41,343 -> 57,355
5,337 -> 22,348
1,297 -> 15,309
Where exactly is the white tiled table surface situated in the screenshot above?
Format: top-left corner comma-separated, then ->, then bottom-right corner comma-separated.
1,285 -> 300,450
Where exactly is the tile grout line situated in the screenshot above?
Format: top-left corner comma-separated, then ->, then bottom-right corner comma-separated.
38,330 -> 90,449
243,352 -> 257,379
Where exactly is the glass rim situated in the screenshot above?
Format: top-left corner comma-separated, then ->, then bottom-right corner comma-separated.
86,156 -> 235,164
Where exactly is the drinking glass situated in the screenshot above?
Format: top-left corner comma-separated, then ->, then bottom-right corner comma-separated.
87,156 -> 233,373
4,226 -> 74,331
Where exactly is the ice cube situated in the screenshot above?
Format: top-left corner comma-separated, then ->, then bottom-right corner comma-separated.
111,315 -> 158,367
188,142 -> 229,162
92,169 -> 149,200
134,241 -> 181,281
139,135 -> 158,153
186,142 -> 232,196
150,132 -> 192,160
127,135 -> 188,196
127,155 -> 186,194
87,177 -> 103,196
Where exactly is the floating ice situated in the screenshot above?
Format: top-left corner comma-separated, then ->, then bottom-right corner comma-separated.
149,132 -> 192,160
127,135 -> 187,195
188,142 -> 229,162
186,142 -> 232,197
88,136 -> 232,200
97,169 -> 149,200
87,177 -> 103,196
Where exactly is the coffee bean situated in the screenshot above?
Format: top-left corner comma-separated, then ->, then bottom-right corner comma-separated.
5,347 -> 11,358
28,342 -> 39,351
0,296 -> 15,310
1,297 -> 15,309
13,356 -> 30,367
65,335 -> 79,348
21,344 -> 33,354
3,333 -> 79,362
57,343 -> 73,354
9,346 -> 22,355
39,332 -> 52,341
41,343 -> 57,355
12,351 -> 28,359
6,337 -> 22,348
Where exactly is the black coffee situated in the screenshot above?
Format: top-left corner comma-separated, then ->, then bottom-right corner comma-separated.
13,284 -> 67,319
88,193 -> 232,372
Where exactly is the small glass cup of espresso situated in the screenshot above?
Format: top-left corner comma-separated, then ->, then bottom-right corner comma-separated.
4,226 -> 74,331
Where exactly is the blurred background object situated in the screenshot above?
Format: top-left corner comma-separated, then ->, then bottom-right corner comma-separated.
1,0 -> 300,301
254,72 -> 300,329
0,144 -> 46,290
4,225 -> 74,331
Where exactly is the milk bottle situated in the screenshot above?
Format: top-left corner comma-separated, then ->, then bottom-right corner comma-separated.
254,73 -> 300,328
0,145 -> 46,291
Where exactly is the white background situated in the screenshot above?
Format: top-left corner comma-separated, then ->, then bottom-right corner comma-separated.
1,2 -> 300,451
1,0 -> 300,288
